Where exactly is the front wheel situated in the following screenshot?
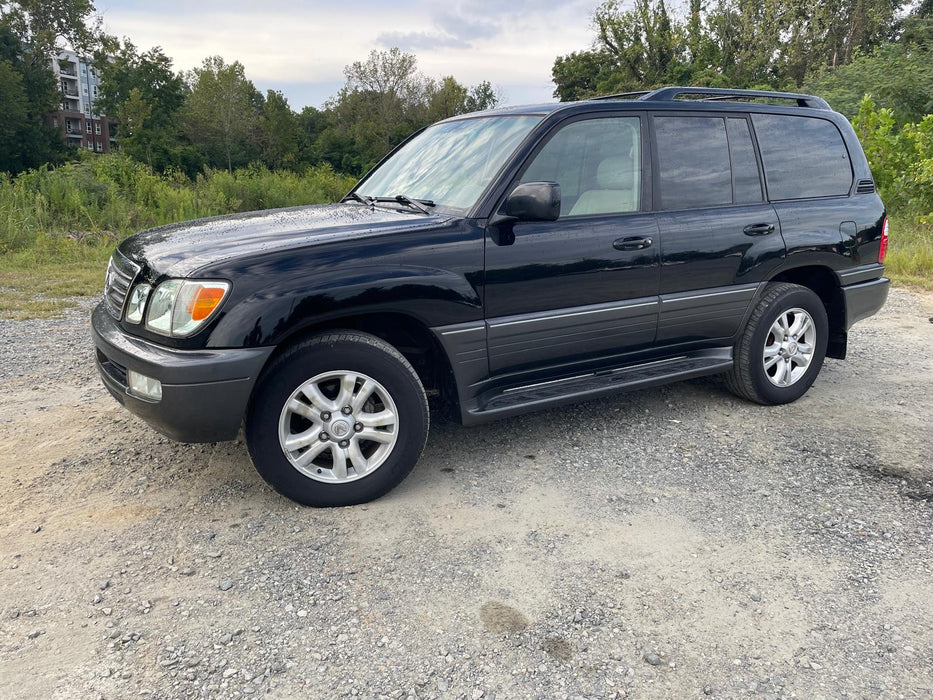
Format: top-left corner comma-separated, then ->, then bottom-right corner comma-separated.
245,331 -> 429,507
725,282 -> 829,405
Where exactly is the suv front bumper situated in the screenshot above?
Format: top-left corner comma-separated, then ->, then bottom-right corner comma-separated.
91,302 -> 274,443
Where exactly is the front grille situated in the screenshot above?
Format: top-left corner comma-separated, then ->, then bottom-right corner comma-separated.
104,249 -> 140,320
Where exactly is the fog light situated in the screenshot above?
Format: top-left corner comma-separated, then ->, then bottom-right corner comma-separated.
127,370 -> 162,401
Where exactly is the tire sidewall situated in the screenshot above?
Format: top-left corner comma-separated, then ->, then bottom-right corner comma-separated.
747,287 -> 829,405
246,337 -> 428,507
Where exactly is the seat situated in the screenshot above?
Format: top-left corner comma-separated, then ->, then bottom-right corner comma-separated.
569,156 -> 637,216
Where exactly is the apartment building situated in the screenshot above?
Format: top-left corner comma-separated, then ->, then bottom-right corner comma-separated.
49,51 -> 114,154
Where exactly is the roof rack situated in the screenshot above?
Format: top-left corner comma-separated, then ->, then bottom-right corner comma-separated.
591,90 -> 652,101
594,86 -> 831,110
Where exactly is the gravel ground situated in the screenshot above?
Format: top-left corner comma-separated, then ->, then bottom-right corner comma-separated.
0,289 -> 931,700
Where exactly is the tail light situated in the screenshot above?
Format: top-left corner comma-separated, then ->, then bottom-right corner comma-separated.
878,218 -> 889,263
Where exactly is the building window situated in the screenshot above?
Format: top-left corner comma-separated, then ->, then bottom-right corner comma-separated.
86,142 -> 93,151
95,123 -> 101,135
86,121 -> 92,134
95,141 -> 103,152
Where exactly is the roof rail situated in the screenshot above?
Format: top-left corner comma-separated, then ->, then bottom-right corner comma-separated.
590,90 -> 652,101
636,86 -> 831,110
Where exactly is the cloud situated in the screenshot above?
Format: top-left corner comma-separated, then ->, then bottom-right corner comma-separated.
97,0 -> 595,109
377,31 -> 471,51
433,12 -> 500,41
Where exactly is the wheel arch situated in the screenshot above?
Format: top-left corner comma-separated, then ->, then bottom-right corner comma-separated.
254,311 -> 460,409
768,265 -> 846,359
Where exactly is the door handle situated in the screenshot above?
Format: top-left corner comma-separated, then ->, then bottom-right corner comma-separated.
743,223 -> 775,236
613,236 -> 653,251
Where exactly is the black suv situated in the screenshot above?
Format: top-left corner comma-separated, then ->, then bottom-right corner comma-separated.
92,87 -> 889,506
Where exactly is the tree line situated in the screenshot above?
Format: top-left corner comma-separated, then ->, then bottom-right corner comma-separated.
553,0 -> 933,123
2,0 -> 933,181
0,0 -> 498,177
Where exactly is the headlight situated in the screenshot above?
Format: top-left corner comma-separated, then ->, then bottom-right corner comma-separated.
125,283 -> 151,323
145,279 -> 230,337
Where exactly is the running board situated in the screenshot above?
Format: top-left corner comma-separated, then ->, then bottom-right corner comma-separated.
463,348 -> 733,425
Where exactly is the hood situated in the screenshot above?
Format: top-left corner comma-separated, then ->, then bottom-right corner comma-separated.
118,203 -> 450,278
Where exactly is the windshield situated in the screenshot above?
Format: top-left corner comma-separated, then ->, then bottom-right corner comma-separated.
356,115 -> 543,214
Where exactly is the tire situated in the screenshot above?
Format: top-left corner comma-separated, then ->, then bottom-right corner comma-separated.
725,282 -> 829,405
245,331 -> 429,507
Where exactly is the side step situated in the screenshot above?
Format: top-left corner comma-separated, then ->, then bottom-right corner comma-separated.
463,347 -> 733,425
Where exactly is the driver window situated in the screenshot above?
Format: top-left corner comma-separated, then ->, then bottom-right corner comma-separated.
519,117 -> 641,217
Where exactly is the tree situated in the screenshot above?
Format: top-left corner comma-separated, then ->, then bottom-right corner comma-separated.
258,90 -> 299,170
315,49 -> 502,174
94,39 -> 186,169
465,80 -> 499,111
182,56 -> 262,172
342,48 -> 429,156
551,0 -> 909,99
296,105 -> 327,166
552,50 -> 614,101
0,23 -> 64,173
0,0 -> 105,59
804,42 -> 933,123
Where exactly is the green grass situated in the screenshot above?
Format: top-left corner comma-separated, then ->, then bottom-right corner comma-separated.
886,217 -> 933,290
0,155 -> 355,318
0,238 -> 110,319
0,153 -> 930,319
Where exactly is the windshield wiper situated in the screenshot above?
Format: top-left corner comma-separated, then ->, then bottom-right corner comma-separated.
340,192 -> 374,206
370,194 -> 434,215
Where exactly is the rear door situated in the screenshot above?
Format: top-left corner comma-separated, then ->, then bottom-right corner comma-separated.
651,113 -> 784,345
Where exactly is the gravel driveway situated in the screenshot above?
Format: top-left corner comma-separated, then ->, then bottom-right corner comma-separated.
1,289 -> 931,700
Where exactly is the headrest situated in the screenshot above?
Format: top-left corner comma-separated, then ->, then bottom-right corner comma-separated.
596,157 -> 635,189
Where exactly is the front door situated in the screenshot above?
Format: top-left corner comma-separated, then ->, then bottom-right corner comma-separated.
484,115 -> 660,375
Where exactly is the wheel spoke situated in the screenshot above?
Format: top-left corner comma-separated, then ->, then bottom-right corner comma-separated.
294,441 -> 329,468
335,373 -> 357,410
791,313 -> 812,338
359,410 -> 395,428
764,354 -> 781,370
773,313 -> 790,340
348,441 -> 368,475
330,445 -> 349,480
793,353 -> 811,368
284,426 -> 322,451
358,428 -> 393,444
351,379 -> 377,412
301,382 -> 337,412
286,399 -> 319,422
771,356 -> 788,385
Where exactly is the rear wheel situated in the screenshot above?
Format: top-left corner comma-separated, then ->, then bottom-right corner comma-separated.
726,282 -> 829,405
246,331 -> 429,506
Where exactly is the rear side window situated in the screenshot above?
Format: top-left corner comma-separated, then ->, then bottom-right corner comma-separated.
752,114 -> 852,200
655,115 -> 763,210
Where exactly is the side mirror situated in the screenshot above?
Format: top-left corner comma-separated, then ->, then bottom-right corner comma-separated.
504,182 -> 561,222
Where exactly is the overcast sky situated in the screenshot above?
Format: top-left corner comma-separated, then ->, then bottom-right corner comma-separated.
93,0 -> 597,110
